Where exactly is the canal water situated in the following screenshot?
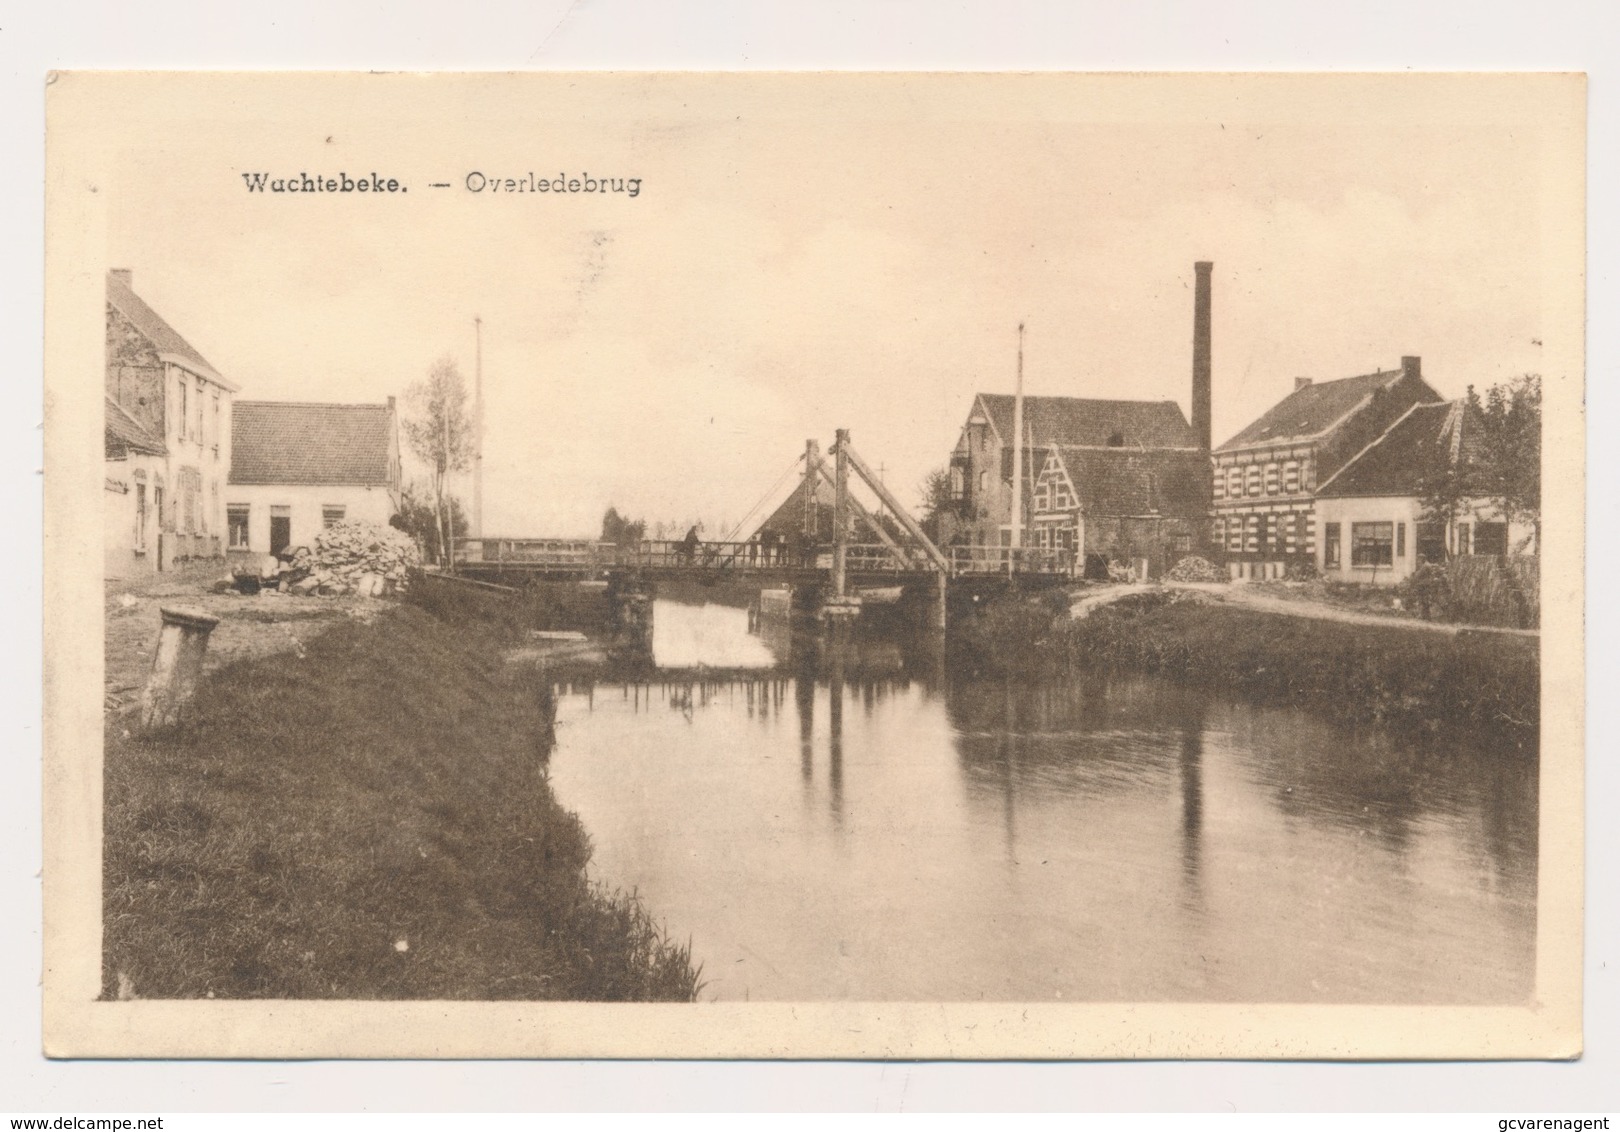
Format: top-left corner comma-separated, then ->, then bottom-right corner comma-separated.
546,598 -> 1537,1003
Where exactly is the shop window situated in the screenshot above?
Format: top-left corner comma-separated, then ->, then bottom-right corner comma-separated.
1351,522 -> 1394,567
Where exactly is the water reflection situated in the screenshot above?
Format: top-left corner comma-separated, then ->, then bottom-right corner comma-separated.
547,599 -> 1537,1004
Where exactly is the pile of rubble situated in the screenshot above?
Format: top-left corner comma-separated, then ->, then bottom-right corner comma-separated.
1164,555 -> 1226,583
307,520 -> 420,596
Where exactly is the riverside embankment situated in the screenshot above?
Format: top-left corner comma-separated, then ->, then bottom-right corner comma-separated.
102,577 -> 701,1001
951,586 -> 1539,748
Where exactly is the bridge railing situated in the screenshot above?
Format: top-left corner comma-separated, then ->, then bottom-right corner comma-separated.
456,537 -> 607,567
453,536 -> 1074,577
948,544 -> 1076,576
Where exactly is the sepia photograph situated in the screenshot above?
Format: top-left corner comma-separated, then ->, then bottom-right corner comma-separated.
42,70 -> 1584,1059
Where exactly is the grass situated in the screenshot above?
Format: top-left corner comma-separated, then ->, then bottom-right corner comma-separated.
103,598 -> 702,1001
952,589 -> 1539,748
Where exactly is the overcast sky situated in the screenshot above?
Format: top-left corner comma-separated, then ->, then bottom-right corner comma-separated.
103,73 -> 1581,537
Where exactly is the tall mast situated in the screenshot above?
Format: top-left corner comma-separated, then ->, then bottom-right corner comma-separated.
473,315 -> 484,539
1009,322 -> 1026,570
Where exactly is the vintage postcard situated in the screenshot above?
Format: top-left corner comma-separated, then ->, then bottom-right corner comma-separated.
43,71 -> 1584,1058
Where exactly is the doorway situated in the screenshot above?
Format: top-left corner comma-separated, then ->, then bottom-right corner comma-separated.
270,506 -> 291,556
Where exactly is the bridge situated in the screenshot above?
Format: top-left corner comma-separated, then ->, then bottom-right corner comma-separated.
453,430 -> 1076,626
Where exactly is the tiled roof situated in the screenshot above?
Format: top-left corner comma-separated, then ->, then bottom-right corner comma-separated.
105,397 -> 166,458
977,394 -> 1199,450
1318,401 -> 1483,498
1052,446 -> 1209,518
106,272 -> 236,390
229,401 -> 395,486
1217,368 -> 1416,451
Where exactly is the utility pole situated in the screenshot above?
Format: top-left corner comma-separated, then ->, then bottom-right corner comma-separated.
1009,322 -> 1026,574
473,315 -> 484,540
804,438 -> 820,544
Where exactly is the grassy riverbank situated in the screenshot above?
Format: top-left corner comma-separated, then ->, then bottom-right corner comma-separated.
103,596 -> 700,1001
953,589 -> 1539,747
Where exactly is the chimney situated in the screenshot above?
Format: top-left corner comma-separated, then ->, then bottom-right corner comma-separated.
1295,377 -> 1314,392
1192,261 -> 1213,451
1401,355 -> 1422,383
386,395 -> 396,412
109,268 -> 133,288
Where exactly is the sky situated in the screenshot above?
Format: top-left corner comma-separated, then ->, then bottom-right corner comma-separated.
103,73 -> 1582,537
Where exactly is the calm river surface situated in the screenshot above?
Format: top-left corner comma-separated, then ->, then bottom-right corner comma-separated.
547,598 -> 1537,1003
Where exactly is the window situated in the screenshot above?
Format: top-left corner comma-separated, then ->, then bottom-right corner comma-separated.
1106,431 -> 1125,448
978,470 -> 988,496
1396,522 -> 1406,559
212,394 -> 221,457
1227,517 -> 1242,553
1227,467 -> 1242,498
322,505 -> 347,529
1283,461 -> 1300,494
134,483 -> 148,552
1474,521 -> 1508,557
1417,522 -> 1446,564
1324,522 -> 1341,567
1245,466 -> 1261,497
178,378 -> 189,440
1172,532 -> 1192,554
1000,447 -> 1014,481
1211,517 -> 1225,546
1213,470 -> 1226,499
1244,514 -> 1260,552
1351,522 -> 1394,567
1264,463 -> 1280,495
1455,522 -> 1472,557
228,504 -> 250,549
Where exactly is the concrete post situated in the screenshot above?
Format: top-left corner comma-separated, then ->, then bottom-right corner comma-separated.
139,606 -> 220,732
833,429 -> 849,599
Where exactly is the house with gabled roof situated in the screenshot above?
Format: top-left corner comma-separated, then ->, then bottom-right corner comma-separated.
1211,356 -> 1442,580
941,261 -> 1218,579
105,269 -> 241,578
945,393 -> 1209,578
1314,399 -> 1531,586
226,400 -> 402,558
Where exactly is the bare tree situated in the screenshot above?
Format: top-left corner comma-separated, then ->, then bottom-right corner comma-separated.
401,357 -> 473,567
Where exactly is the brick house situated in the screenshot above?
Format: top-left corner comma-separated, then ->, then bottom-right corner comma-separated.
1210,356 -> 1442,580
226,400 -> 402,558
104,269 -> 240,578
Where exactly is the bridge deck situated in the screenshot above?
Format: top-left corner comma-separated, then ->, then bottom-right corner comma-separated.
452,538 -> 1076,580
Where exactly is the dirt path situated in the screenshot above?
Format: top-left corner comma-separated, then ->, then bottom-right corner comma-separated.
1163,581 -> 1539,638
105,565 -> 381,717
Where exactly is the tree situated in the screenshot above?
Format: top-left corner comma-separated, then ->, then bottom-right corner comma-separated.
917,465 -> 954,543
400,357 -> 473,566
391,481 -> 468,565
1417,375 -> 1542,560
1476,374 -> 1541,549
600,506 -> 646,547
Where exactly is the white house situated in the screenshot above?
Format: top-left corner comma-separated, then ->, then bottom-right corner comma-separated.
1314,400 -> 1534,586
226,399 -> 402,558
105,269 -> 240,579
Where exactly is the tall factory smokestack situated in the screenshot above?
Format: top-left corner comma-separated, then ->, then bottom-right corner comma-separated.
1192,261 -> 1213,452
